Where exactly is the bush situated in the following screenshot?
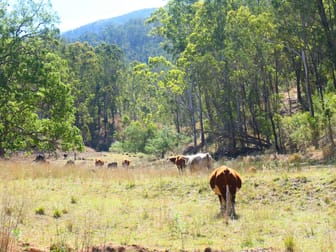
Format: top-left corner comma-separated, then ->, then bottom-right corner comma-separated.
53,209 -> 62,219
110,121 -> 191,157
35,207 -> 45,215
281,112 -> 317,151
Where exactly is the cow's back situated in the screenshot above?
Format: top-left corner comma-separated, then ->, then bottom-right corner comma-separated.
209,166 -> 242,195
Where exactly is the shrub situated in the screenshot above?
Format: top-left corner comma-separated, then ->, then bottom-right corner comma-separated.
35,207 -> 45,215
53,209 -> 62,219
70,196 -> 77,204
283,232 -> 295,252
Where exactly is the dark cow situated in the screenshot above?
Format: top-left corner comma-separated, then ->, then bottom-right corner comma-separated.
65,160 -> 75,166
209,166 -> 242,219
107,162 -> 118,168
34,153 -> 46,163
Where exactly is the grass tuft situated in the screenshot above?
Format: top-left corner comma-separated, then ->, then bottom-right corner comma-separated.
35,207 -> 45,215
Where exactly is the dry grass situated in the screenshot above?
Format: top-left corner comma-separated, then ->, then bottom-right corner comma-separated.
0,153 -> 335,251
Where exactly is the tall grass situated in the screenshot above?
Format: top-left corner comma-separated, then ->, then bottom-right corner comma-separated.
0,158 -> 335,251
0,188 -> 26,251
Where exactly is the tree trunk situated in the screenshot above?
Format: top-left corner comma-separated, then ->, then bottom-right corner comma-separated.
302,49 -> 314,117
316,0 -> 336,66
187,78 -> 197,149
197,84 -> 205,148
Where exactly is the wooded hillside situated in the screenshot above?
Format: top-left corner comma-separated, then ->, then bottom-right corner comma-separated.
62,8 -> 166,62
1,0 -> 336,160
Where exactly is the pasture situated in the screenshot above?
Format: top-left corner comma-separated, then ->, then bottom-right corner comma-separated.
0,152 -> 335,251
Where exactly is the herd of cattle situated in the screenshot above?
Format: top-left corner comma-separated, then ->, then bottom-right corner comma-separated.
94,158 -> 131,168
33,152 -> 243,219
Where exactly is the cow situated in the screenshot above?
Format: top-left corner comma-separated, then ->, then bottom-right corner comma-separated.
168,155 -> 187,173
209,166 -> 242,219
107,162 -> 118,168
65,160 -> 75,166
34,153 -> 46,163
185,152 -> 213,172
95,158 -> 104,167
122,159 -> 131,167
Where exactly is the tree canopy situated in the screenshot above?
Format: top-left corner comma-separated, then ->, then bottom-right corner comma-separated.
2,0 -> 336,158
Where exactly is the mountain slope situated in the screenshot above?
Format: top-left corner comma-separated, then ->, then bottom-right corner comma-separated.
61,8 -> 165,62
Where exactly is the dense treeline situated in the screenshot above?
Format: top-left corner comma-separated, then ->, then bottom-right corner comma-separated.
1,0 -> 336,159
147,0 -> 336,157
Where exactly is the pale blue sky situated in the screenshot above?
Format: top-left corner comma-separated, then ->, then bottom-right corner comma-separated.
50,0 -> 167,32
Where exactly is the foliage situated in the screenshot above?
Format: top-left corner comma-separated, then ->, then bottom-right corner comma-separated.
281,112 -> 316,151
144,127 -> 185,158
145,0 -> 336,154
111,122 -> 190,156
0,0 -> 83,156
61,42 -> 125,151
3,0 -> 336,156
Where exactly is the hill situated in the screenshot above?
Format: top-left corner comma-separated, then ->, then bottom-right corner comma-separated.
61,8 -> 165,62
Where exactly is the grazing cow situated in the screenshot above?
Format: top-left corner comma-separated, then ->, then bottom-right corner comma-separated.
107,162 -> 118,168
168,155 -> 187,173
175,155 -> 187,172
65,160 -> 75,166
168,156 -> 177,164
34,153 -> 46,163
209,166 -> 242,219
186,152 -> 213,172
122,159 -> 130,167
95,158 -> 104,167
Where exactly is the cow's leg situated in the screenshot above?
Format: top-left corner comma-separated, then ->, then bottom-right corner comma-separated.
218,195 -> 226,216
231,193 -> 237,219
177,165 -> 183,174
226,185 -> 232,218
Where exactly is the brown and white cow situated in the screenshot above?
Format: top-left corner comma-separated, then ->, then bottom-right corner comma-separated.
209,166 -> 242,219
122,159 -> 131,167
95,158 -> 104,167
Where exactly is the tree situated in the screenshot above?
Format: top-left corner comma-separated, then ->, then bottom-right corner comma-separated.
0,0 -> 83,157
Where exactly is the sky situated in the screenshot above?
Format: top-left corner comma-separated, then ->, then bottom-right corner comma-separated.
50,0 -> 167,32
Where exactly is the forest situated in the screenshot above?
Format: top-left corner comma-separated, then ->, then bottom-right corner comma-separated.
1,0 -> 336,160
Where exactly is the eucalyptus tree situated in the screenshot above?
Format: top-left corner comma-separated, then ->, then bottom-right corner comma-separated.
0,0 -> 83,157
61,42 -> 100,146
316,0 -> 336,74
62,42 -> 125,151
147,0 -> 198,61
148,0 -> 208,150
179,0 -> 234,150
94,43 -> 125,150
148,56 -> 186,133
271,0 -> 336,151
147,0 -> 336,155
